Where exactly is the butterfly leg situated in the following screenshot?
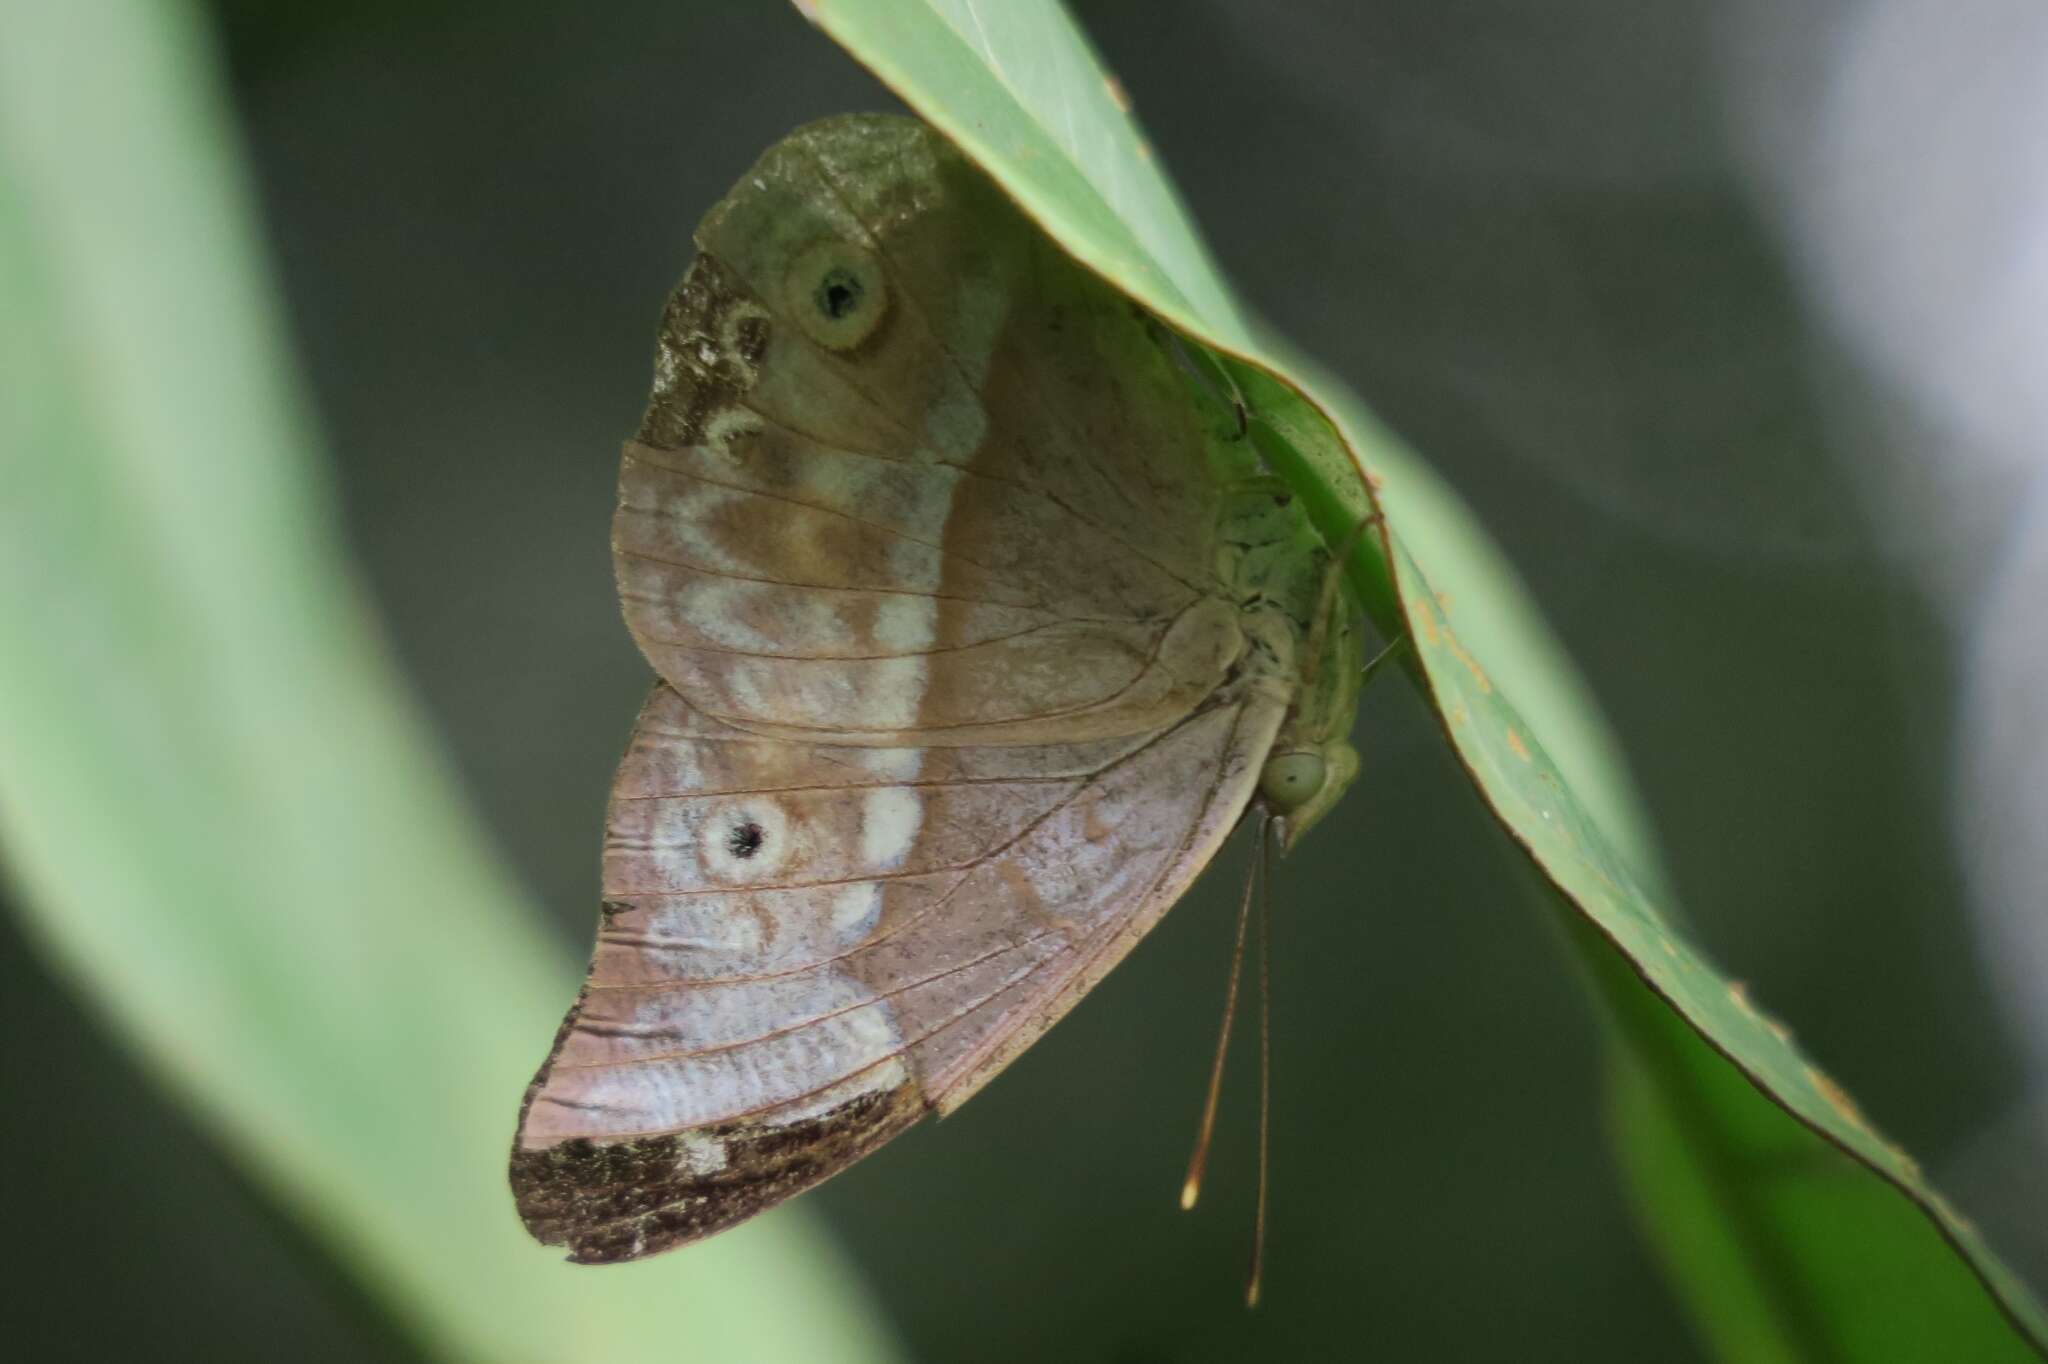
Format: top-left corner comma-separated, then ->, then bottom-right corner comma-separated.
1294,511 -> 1381,696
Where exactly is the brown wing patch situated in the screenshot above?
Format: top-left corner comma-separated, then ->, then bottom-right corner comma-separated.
918,694 -> 1285,1110
510,984 -> 922,1265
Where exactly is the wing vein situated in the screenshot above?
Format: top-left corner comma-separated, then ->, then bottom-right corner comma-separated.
930,698 -> 1254,1104
554,926 -> 1068,1071
652,594 -> 1215,741
629,616 -> 1081,662
612,546 -> 1052,612
596,697 -> 1222,986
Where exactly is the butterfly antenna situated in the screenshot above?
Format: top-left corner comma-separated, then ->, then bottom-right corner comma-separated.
1181,811 -> 1263,1212
1246,813 -> 1279,1309
1359,630 -> 1410,685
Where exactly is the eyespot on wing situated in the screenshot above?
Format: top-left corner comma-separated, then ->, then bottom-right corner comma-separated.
785,239 -> 890,351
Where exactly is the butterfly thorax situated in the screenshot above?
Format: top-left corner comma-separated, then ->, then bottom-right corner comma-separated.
1215,490 -> 1364,847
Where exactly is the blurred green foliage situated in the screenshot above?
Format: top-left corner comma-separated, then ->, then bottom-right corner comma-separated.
0,2 -> 896,1360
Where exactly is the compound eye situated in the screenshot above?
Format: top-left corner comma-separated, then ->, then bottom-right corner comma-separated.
786,240 -> 889,350
1258,750 -> 1327,810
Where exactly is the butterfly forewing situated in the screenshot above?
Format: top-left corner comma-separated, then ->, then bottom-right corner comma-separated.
513,114 -> 1326,1263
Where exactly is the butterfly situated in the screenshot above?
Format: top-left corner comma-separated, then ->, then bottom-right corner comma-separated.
510,113 -> 1365,1266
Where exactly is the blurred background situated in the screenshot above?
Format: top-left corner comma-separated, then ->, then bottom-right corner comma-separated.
4,0 -> 2045,1359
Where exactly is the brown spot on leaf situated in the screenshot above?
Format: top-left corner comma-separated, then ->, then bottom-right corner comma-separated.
1804,1065 -> 1872,1134
1412,598 -> 1441,646
1505,727 -> 1530,761
1440,625 -> 1494,695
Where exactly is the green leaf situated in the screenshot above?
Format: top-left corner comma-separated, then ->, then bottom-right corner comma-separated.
796,0 -> 2048,1355
1589,906 -> 2037,1364
0,4 -> 899,1361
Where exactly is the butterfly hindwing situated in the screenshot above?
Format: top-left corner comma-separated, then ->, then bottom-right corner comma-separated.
511,682 -> 1283,1261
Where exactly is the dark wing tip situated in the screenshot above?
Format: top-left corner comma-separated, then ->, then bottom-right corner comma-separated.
509,1080 -> 925,1265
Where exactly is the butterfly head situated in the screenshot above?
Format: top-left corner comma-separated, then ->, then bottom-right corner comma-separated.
1258,734 -> 1360,848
